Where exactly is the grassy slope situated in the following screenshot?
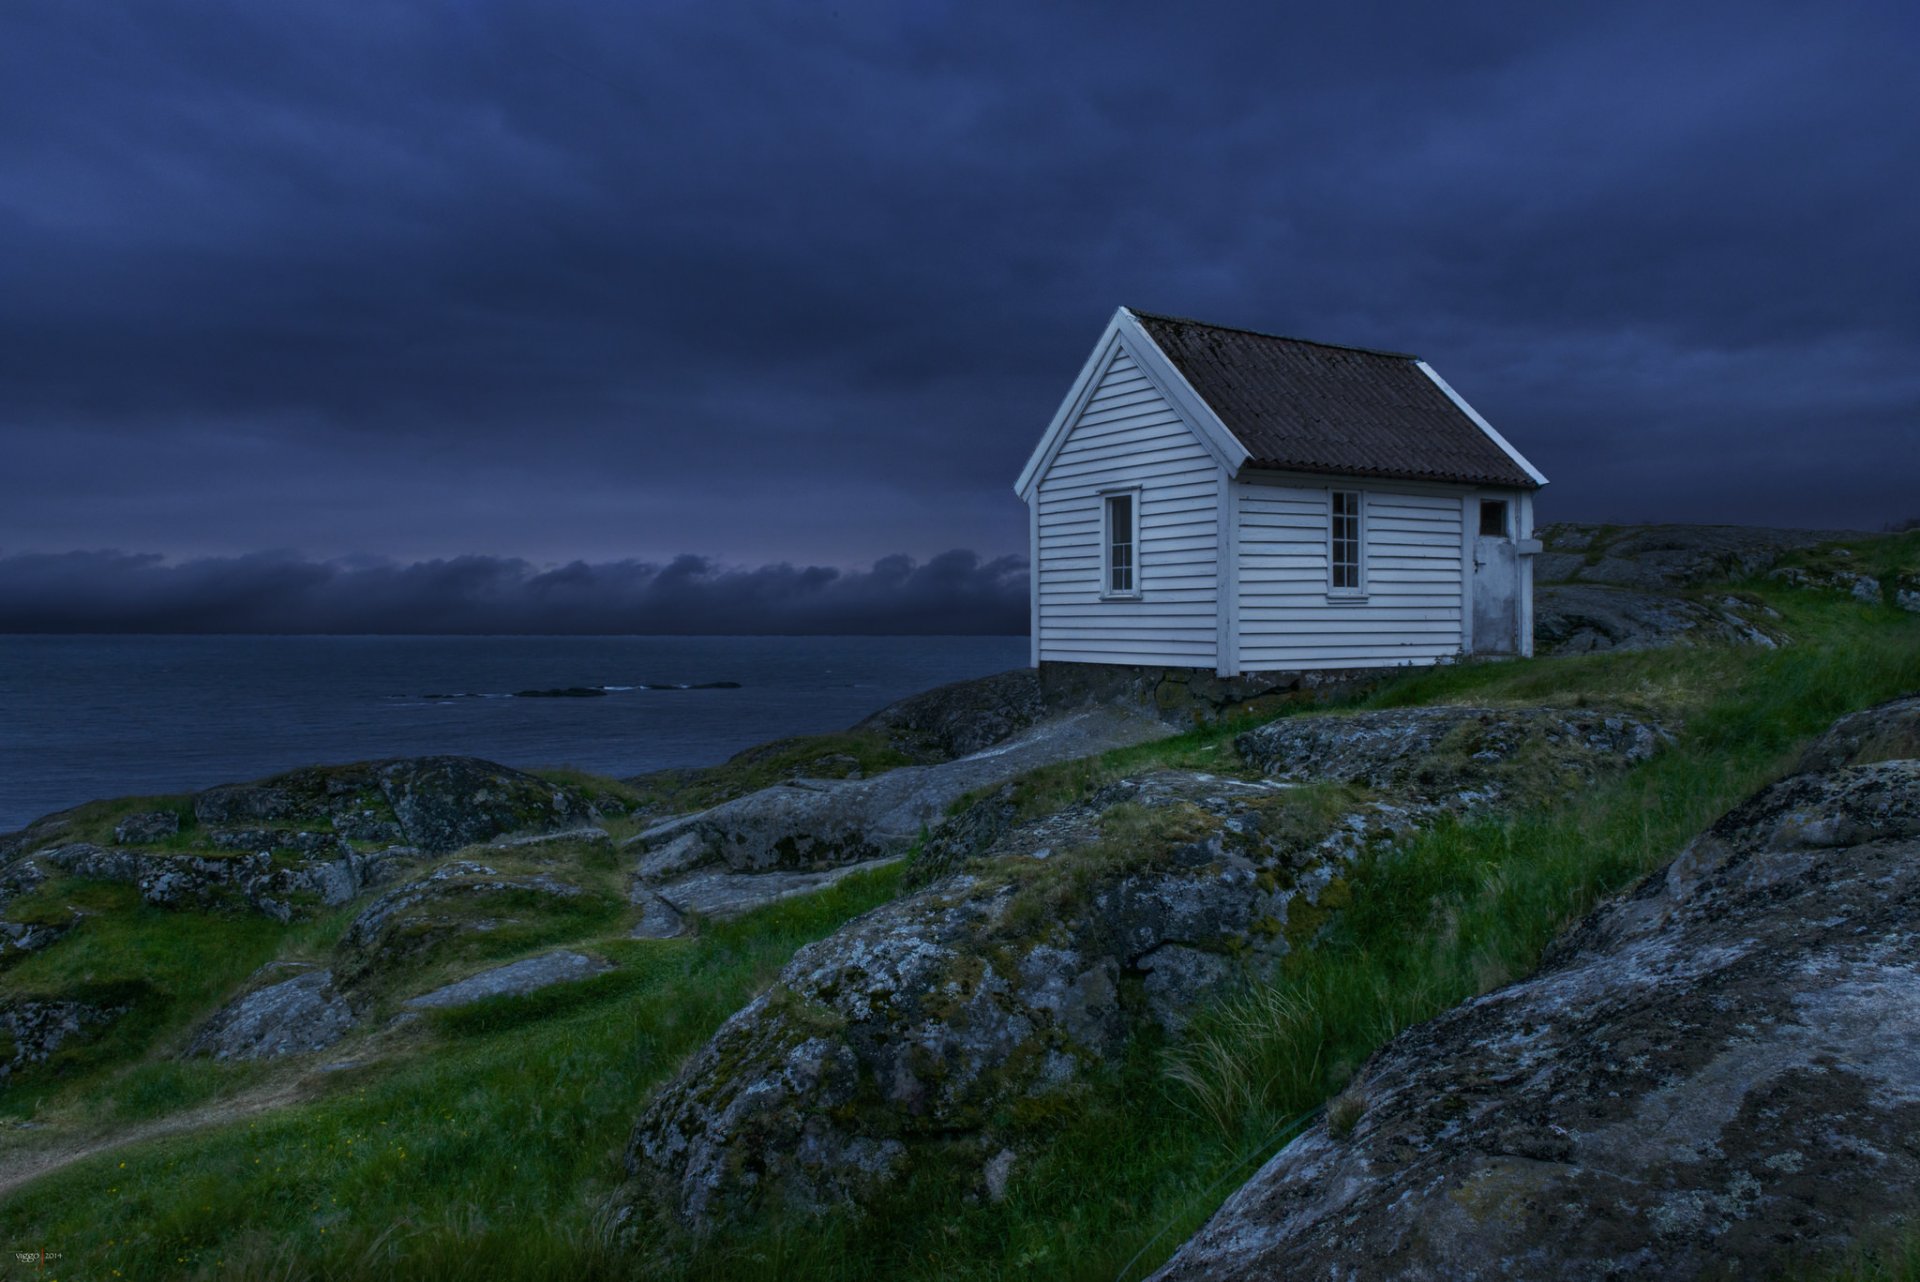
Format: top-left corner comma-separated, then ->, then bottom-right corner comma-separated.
0,534 -> 1915,1281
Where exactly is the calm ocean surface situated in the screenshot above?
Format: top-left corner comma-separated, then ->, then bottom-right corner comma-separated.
0,635 -> 1028,833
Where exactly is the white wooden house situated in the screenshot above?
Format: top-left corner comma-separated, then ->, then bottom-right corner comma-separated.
1015,308 -> 1547,675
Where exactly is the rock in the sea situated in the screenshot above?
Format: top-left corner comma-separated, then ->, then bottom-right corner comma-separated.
113,809 -> 181,845
402,949 -> 610,1009
186,965 -> 355,1061
1149,709 -> 1920,1281
1236,706 -> 1666,806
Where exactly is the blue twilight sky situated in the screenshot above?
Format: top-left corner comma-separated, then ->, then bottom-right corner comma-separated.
0,0 -> 1915,630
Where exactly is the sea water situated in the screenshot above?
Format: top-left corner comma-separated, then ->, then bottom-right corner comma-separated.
0,634 -> 1027,831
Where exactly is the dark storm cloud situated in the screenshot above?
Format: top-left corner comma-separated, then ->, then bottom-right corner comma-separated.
1,0 -> 1916,576
0,548 -> 1027,635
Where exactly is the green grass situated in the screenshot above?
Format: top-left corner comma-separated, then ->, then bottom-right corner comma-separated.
1,543 -> 1915,1281
0,864 -> 905,1281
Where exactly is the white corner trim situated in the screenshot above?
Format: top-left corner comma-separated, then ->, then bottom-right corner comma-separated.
1415,360 -> 1549,488
1116,309 -> 1252,475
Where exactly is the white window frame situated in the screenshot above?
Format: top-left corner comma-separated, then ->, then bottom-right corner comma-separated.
1100,486 -> 1142,601
1327,488 -> 1367,599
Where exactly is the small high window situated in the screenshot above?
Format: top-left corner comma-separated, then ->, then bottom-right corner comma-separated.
1479,499 -> 1510,538
1329,489 -> 1364,595
1102,490 -> 1139,598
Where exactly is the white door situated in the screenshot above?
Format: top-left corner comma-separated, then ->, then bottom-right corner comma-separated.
1472,498 -> 1518,655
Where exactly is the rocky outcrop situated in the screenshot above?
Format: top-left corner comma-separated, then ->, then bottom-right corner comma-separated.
185,965 -> 355,1061
0,997 -> 130,1079
1796,693 -> 1920,773
332,861 -> 598,995
1236,706 -> 1666,806
113,810 -> 181,845
1150,697 -> 1920,1282
625,707 -> 1173,936
180,756 -> 590,855
1535,584 -> 1783,654
616,706 -> 1666,1231
1533,522 -> 1850,590
401,949 -> 610,1009
15,840 -> 425,922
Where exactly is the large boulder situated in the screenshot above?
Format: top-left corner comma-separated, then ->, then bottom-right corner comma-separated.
618,770 -> 1388,1230
1150,709 -> 1920,1281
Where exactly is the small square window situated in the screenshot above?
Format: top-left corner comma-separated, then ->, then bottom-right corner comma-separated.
1479,500 -> 1509,538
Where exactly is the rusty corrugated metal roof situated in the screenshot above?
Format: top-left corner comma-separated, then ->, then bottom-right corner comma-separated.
1130,310 -> 1540,489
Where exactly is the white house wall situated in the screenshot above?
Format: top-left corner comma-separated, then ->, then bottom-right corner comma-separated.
1033,348 -> 1221,666
1233,476 -> 1467,671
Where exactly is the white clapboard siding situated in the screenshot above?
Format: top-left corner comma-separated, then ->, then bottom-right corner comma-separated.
1034,349 -> 1221,666
1234,481 -> 1465,671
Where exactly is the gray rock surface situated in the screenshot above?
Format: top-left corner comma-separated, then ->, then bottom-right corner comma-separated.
1796,693 -> 1920,774
185,965 -> 355,1061
112,810 -> 181,845
1535,583 -> 1782,654
624,706 -> 1173,929
1535,522 -> 1850,590
1236,706 -> 1667,806
0,913 -> 77,964
630,857 -> 903,939
0,997 -> 130,1079
402,949 -> 610,1009
617,706 -> 1667,1230
1150,699 -> 1920,1282
332,861 -> 593,993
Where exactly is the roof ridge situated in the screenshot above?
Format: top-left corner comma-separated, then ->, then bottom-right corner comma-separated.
1126,307 -> 1420,362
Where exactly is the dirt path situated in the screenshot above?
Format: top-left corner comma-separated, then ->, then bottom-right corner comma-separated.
0,1077 -> 307,1198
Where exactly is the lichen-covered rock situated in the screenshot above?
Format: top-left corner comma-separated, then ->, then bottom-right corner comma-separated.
618,771 -> 1399,1230
375,756 -> 586,853
37,843 -> 271,911
1534,583 -> 1781,654
188,756 -> 590,855
626,707 -> 1173,928
185,965 -> 355,1060
20,840 -> 423,921
1236,706 -> 1666,806
1796,693 -> 1920,774
1149,729 -> 1920,1281
1535,522 -> 1848,589
0,913 -> 77,965
0,997 -> 130,1079
113,810 -> 181,845
402,949 -> 610,1009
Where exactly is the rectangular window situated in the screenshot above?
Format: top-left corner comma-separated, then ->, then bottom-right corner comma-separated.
1479,499 -> 1509,537
1329,489 -> 1364,595
1102,490 -> 1139,598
